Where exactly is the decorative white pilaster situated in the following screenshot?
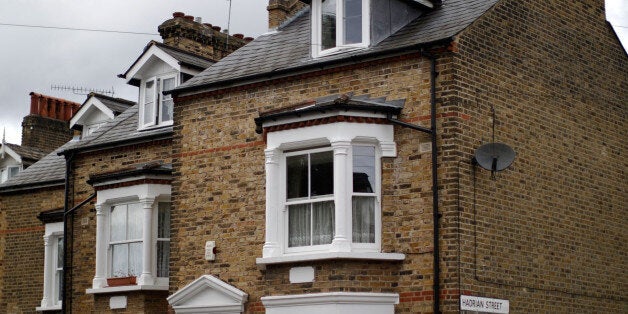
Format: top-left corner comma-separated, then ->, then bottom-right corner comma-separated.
93,204 -> 108,288
330,141 -> 351,252
263,148 -> 281,258
138,197 -> 155,285
40,235 -> 52,307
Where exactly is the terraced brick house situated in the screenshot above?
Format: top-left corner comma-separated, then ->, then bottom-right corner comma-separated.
0,0 -> 626,313
166,0 -> 626,313
0,13 -> 248,313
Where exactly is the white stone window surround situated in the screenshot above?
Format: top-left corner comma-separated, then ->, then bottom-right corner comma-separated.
311,0 -> 371,58
139,72 -> 178,130
37,222 -> 63,312
87,182 -> 171,294
257,121 -> 405,266
262,292 -> 399,314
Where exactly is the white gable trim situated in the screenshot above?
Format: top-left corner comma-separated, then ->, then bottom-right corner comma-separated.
0,144 -> 22,164
168,275 -> 248,314
124,45 -> 181,84
69,96 -> 115,129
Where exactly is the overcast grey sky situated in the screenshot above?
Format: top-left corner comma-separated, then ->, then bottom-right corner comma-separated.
0,0 -> 626,144
0,0 -> 268,144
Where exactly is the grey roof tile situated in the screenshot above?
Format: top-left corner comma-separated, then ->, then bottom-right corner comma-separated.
177,0 -> 498,93
155,42 -> 215,70
91,93 -> 135,114
63,104 -> 172,153
3,143 -> 47,161
0,142 -> 71,191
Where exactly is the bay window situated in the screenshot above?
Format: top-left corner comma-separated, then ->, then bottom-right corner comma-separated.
258,121 -> 404,265
313,0 -> 370,56
88,180 -> 171,293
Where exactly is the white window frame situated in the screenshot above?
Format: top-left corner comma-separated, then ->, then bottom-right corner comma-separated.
37,222 -> 63,312
311,0 -> 371,57
284,147 -> 336,254
139,74 -> 177,130
257,121 -> 404,265
87,183 -> 171,294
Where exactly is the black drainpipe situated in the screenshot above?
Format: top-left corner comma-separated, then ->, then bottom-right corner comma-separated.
61,151 -> 73,314
62,152 -> 97,314
386,52 -> 440,314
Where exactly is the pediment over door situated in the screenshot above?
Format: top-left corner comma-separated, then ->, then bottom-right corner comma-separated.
167,275 -> 248,314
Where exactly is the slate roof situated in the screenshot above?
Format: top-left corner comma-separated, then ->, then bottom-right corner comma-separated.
155,42 -> 215,70
3,143 -> 47,161
175,0 -> 499,94
0,142 -> 69,192
0,103 -> 172,191
120,41 -> 215,80
61,104 -> 172,154
255,93 -> 405,131
91,93 -> 135,114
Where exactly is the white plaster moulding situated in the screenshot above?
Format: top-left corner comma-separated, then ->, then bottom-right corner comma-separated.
256,252 -> 405,269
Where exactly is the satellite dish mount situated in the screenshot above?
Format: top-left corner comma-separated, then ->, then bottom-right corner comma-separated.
473,106 -> 516,179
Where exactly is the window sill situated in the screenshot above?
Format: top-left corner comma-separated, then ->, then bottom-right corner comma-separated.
36,305 -> 61,312
86,284 -> 169,294
256,252 -> 405,268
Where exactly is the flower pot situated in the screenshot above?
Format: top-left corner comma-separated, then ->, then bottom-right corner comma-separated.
107,276 -> 137,286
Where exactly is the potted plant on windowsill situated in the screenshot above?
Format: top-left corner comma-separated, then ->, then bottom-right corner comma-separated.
107,276 -> 137,286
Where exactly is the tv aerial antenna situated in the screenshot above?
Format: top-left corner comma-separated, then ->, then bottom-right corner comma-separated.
473,106 -> 516,179
51,84 -> 115,97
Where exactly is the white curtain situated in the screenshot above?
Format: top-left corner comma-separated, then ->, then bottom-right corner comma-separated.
289,201 -> 335,247
352,196 -> 375,243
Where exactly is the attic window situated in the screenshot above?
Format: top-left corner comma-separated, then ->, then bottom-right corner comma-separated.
140,74 -> 176,129
312,0 -> 370,57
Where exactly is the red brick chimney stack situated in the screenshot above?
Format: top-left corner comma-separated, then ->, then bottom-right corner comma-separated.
29,92 -> 80,121
22,92 -> 80,153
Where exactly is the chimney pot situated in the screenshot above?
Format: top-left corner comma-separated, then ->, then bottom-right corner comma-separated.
212,26 -> 221,31
184,15 -> 194,21
173,12 -> 185,18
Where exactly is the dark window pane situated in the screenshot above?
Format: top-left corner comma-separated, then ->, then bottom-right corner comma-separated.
287,155 -> 309,199
353,146 -> 375,192
344,0 -> 362,44
310,151 -> 334,196
321,0 -> 337,50
158,202 -> 171,238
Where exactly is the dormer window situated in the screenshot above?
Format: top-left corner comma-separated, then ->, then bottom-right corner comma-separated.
312,0 -> 370,57
140,74 -> 176,129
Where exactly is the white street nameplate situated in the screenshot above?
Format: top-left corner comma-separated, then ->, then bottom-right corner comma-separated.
460,295 -> 509,313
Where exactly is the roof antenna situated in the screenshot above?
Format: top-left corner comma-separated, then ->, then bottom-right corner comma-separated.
225,0 -> 232,49
51,84 -> 115,97
473,105 -> 516,179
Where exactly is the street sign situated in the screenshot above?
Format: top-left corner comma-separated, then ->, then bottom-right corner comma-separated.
460,295 -> 509,313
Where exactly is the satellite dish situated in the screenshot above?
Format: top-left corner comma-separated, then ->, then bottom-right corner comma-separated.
474,142 -> 516,173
